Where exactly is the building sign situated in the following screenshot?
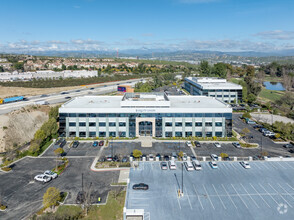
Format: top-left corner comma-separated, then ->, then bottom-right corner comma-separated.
136,109 -> 156,113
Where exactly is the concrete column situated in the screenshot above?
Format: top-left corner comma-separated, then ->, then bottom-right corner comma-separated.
116,118 -> 119,137
192,117 -> 195,137
66,117 -> 69,137
182,118 -> 186,137
202,117 -> 205,137
76,117 -> 79,137
172,117 -> 175,137
249,156 -> 252,161
126,117 -> 129,138
233,157 -> 237,161
106,117 -> 109,137
212,117 -> 215,137
96,118 -> 99,137
86,117 -> 89,138
203,157 -> 206,161
162,117 -> 166,138
222,117 -> 226,137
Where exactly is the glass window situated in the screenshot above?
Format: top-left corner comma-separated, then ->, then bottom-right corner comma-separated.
206,132 -> 212,137
99,122 -> 106,127
79,132 -> 86,137
205,122 -> 212,127
215,132 -> 222,137
194,113 -> 202,117
109,122 -> 116,127
165,113 -> 173,117
119,131 -> 126,137
195,132 -> 202,137
89,122 -> 96,127
215,113 -> 222,118
175,122 -> 182,127
69,113 -> 76,117
59,113 -> 67,117
215,122 -> 222,127
195,122 -> 202,127
108,113 -> 116,117
165,132 -> 172,137
175,113 -> 182,117
78,113 -> 87,117
184,113 -> 193,117
224,95 -> 229,97
205,113 -> 213,118
79,122 -> 86,127
89,113 -> 97,118
69,122 -> 76,127
175,132 -> 182,137
89,132 -> 96,137
185,132 -> 192,137
109,132 -> 116,137
217,95 -> 222,97
119,122 -> 126,127
98,113 -> 106,117
119,113 -> 126,117
185,122 -> 192,127
165,122 -> 173,127
69,132 -> 76,137
99,132 -> 106,137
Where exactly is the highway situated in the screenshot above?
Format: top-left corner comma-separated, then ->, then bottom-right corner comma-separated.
0,78 -> 144,115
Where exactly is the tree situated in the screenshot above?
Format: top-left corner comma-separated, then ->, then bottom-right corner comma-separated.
178,151 -> 184,158
247,94 -> 256,103
246,65 -> 255,77
199,60 -> 210,75
132,149 -> 142,158
43,187 -> 61,208
34,129 -> 46,142
242,112 -> 251,119
220,153 -> 228,158
13,62 -> 24,71
54,147 -> 64,156
62,64 -> 66,70
213,63 -> 227,78
41,118 -> 58,137
49,106 -> 59,119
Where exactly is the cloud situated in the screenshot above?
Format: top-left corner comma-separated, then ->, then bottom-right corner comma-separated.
254,30 -> 294,40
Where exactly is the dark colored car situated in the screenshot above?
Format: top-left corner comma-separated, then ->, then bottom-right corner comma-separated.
223,157 -> 231,161
90,88 -> 94,90
194,141 -> 201,147
289,149 -> 294,153
113,155 -> 119,162
40,94 -> 48,97
132,183 -> 149,190
93,141 -> 98,147
253,124 -> 263,129
99,141 -> 104,146
76,191 -> 86,204
75,90 -> 80,92
60,92 -> 69,95
164,155 -> 169,161
72,141 -> 79,148
284,144 -> 294,148
65,96 -> 71,99
156,153 -> 161,159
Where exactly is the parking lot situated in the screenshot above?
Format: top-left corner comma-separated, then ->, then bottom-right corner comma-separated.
101,141 -> 193,159
42,141 -> 101,157
0,157 -> 119,219
126,161 -> 294,220
233,113 -> 290,157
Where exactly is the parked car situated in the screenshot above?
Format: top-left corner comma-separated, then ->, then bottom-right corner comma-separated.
149,154 -> 154,161
191,155 -> 197,161
132,183 -> 149,190
106,155 -> 113,161
289,149 -> 294,154
64,96 -> 71,99
259,128 -> 268,133
156,153 -> 161,160
99,141 -> 104,146
75,90 -> 80,92
161,162 -> 168,170
184,161 -> 194,171
214,142 -> 221,148
171,152 -> 177,159
164,155 -> 170,161
253,124 -> 263,129
169,160 -> 177,170
182,153 -> 188,161
92,141 -> 98,147
209,161 -> 218,169
284,144 -> 294,148
194,141 -> 201,147
122,157 -> 128,162
210,154 -> 218,161
240,161 -> 251,169
113,155 -> 119,162
232,142 -> 241,148
72,141 -> 79,148
192,160 -> 202,170
186,141 -> 192,147
223,157 -> 231,161
263,131 -> 275,137
44,170 -> 58,179
34,174 -> 51,183
60,92 -> 69,94
90,87 -> 94,90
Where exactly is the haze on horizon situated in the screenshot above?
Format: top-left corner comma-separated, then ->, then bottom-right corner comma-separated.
1,0 -> 294,53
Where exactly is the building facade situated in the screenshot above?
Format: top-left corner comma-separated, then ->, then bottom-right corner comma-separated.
184,77 -> 243,103
59,93 -> 233,138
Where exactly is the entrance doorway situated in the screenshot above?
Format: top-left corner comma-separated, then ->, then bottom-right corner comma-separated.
139,121 -> 152,136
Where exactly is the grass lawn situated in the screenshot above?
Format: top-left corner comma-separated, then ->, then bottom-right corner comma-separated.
229,78 -> 242,84
85,191 -> 126,220
258,88 -> 285,102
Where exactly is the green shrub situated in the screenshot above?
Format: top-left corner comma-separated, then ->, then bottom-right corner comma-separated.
0,205 -> 7,210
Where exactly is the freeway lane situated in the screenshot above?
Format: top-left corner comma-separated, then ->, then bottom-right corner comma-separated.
0,78 -> 143,115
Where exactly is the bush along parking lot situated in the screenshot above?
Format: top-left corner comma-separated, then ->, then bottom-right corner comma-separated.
95,161 -> 131,169
52,157 -> 69,175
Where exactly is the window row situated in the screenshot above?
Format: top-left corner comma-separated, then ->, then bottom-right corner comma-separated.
165,122 -> 223,127
165,131 -> 223,137
69,122 -> 126,127
69,131 -> 126,138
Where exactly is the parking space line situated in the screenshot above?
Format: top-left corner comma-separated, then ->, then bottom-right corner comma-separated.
275,162 -> 286,169
278,183 -> 294,203
231,184 -> 248,209
268,183 -> 292,208
258,183 -> 279,205
258,162 -> 270,170
221,184 -> 237,209
212,184 -> 226,209
252,163 -> 262,170
249,183 -> 271,208
203,184 -> 215,210
184,186 -> 193,210
283,162 -> 294,169
269,162 -> 279,170
193,184 -> 204,210
175,185 -> 181,210
286,183 -> 294,193
240,183 -> 259,208
222,163 -> 229,170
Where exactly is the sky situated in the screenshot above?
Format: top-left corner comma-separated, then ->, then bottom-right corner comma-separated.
0,0 -> 294,53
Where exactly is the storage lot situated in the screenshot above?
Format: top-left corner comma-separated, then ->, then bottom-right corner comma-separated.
42,141 -> 101,157
126,161 -> 294,220
0,157 -> 119,220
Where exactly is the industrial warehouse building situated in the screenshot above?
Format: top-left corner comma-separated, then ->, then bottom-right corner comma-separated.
184,77 -> 243,103
59,93 -> 232,138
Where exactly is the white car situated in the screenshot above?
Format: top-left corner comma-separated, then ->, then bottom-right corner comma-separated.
240,161 -> 251,169
210,154 -> 218,161
186,141 -> 192,147
182,153 -> 188,161
44,170 -> 58,179
34,174 -> 52,183
149,154 -> 154,161
209,161 -> 218,169
214,142 -> 221,148
232,142 -> 241,148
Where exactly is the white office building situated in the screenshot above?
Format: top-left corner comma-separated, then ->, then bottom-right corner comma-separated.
59,93 -> 233,138
184,77 -> 243,103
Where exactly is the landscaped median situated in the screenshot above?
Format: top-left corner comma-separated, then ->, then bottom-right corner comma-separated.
94,161 -> 131,171
240,142 -> 259,148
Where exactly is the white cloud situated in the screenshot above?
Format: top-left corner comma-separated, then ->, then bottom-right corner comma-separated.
254,30 -> 294,40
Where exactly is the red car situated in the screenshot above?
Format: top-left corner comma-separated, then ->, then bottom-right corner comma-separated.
99,140 -> 104,146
